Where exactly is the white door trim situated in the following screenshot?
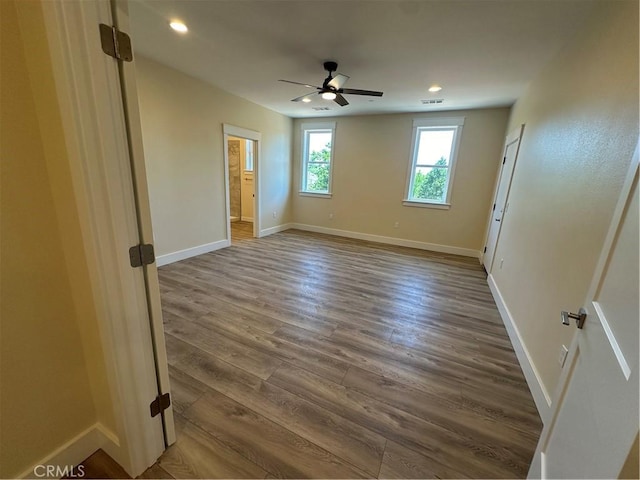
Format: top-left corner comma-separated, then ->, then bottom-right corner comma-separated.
40,1 -> 165,475
222,124 -> 262,239
481,124 -> 524,268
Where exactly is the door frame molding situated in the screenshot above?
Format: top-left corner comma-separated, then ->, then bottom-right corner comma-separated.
39,0 -> 166,475
481,124 -> 524,269
222,124 -> 262,240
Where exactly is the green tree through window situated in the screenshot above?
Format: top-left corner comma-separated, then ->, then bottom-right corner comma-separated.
412,157 -> 448,202
307,142 -> 331,191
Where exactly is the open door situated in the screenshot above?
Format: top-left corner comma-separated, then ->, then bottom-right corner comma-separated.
111,0 -> 176,447
529,145 -> 639,478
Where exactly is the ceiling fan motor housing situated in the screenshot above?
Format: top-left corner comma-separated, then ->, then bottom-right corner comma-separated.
323,61 -> 338,73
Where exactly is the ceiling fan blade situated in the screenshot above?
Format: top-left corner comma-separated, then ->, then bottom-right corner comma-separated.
334,93 -> 349,107
279,79 -> 321,89
328,73 -> 350,90
291,92 -> 317,103
341,88 -> 384,97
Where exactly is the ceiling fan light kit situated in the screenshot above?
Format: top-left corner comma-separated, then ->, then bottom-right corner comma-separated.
279,61 -> 383,107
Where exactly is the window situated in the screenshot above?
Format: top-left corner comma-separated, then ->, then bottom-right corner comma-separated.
404,117 -> 464,208
244,139 -> 254,171
300,122 -> 335,196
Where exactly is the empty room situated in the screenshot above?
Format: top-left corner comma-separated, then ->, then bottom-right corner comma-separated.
2,1 -> 638,480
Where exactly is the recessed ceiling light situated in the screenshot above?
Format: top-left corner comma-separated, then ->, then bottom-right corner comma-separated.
169,21 -> 188,33
302,97 -> 312,103
428,85 -> 442,93
322,92 -> 337,100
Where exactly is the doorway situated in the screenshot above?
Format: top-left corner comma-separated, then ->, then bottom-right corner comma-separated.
223,124 -> 261,244
483,125 -> 524,272
226,135 -> 255,243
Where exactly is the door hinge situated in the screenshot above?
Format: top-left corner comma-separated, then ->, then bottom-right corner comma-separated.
150,393 -> 171,417
99,24 -> 133,62
483,246 -> 487,253
492,203 -> 496,211
503,156 -> 506,164
129,244 -> 155,268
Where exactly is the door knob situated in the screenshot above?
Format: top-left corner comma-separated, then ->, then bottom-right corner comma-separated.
561,308 -> 587,329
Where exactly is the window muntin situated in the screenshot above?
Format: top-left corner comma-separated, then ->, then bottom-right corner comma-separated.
301,123 -> 335,195
406,118 -> 464,206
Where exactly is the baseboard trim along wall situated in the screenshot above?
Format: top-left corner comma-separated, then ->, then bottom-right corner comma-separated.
488,273 -> 552,423
259,223 -> 293,238
18,423 -> 119,479
290,223 -> 481,258
156,239 -> 230,266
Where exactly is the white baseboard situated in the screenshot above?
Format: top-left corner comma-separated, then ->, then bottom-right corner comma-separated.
487,273 -> 552,423
156,239 -> 230,266
241,216 -> 253,222
290,223 -> 481,258
259,223 -> 293,238
18,423 -> 120,479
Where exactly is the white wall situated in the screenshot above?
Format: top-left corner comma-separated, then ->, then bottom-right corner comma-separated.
135,56 -> 292,258
489,0 -> 638,416
292,108 -> 510,255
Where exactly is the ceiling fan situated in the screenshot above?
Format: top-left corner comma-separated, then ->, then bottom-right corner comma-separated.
279,61 -> 383,107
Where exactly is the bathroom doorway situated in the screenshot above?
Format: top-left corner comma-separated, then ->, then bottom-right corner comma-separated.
223,125 -> 260,244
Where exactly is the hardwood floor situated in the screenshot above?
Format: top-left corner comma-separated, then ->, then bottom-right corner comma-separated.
77,230 -> 541,478
66,450 -> 132,479
154,229 -> 542,479
231,221 -> 254,244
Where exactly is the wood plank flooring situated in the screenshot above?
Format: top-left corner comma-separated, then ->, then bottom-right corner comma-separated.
152,229 -> 542,479
231,221 -> 254,244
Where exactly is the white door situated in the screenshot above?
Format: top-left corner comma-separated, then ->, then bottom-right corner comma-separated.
483,125 -> 524,272
529,148 -> 639,479
112,0 -> 176,446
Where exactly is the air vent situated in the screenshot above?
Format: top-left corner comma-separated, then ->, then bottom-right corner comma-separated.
312,107 -> 331,111
421,99 -> 444,105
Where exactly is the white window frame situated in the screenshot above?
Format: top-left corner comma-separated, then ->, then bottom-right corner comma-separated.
244,138 -> 254,171
403,116 -> 465,209
300,122 -> 336,198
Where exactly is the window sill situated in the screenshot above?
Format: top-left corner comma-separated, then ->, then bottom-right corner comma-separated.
402,200 -> 451,210
299,191 -> 333,199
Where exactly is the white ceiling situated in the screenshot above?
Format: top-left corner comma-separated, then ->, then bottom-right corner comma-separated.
128,0 -> 597,118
